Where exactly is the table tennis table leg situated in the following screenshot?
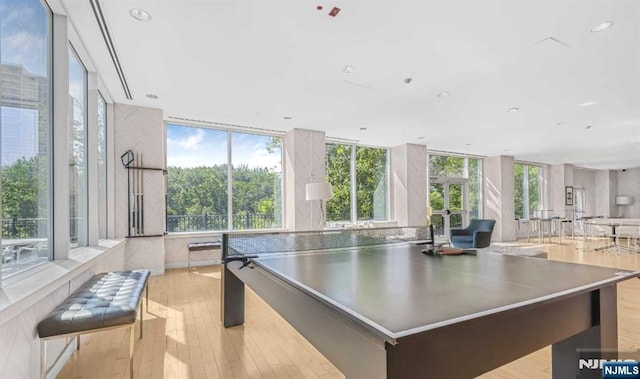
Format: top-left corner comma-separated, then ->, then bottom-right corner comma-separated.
221,264 -> 245,327
551,286 -> 617,379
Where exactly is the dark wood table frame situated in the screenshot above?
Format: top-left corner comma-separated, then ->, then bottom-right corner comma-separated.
222,259 -> 637,379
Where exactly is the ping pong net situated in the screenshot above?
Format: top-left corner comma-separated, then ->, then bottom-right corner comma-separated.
222,226 -> 432,260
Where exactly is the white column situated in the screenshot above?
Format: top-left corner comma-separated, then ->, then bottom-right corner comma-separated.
595,170 -> 618,217
389,143 -> 427,227
617,168 -> 640,218
52,14 -> 70,258
87,73 -> 99,246
548,164 -> 575,218
483,155 -> 515,242
113,104 -> 165,274
283,129 -> 326,231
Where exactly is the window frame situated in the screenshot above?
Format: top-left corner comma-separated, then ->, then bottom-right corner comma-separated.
325,141 -> 390,224
514,161 -> 545,219
0,0 -> 54,279
426,152 -> 484,222
96,91 -> 107,239
164,122 -> 285,233
67,43 -> 89,248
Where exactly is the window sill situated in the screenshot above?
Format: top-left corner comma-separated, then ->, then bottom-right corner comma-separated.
0,239 -> 125,326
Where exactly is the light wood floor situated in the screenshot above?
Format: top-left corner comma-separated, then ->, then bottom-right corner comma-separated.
58,240 -> 640,378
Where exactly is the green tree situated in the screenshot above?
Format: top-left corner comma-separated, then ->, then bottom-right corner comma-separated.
2,156 -> 45,237
2,156 -> 40,218
325,144 -> 388,222
514,163 -> 525,218
356,146 -> 387,220
326,144 -> 352,221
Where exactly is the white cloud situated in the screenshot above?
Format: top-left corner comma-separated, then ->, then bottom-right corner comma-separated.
1,31 -> 47,75
167,128 -> 206,150
248,148 -> 281,171
0,4 -> 35,28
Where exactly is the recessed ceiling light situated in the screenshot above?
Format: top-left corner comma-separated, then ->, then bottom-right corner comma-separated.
404,78 -> 413,84
578,101 -> 598,107
557,121 -> 568,126
508,107 -> 519,113
503,149 -> 510,152
342,65 -> 355,74
591,21 -> 613,32
283,116 -> 292,120
437,91 -> 449,98
585,125 -> 593,129
417,136 -> 425,140
130,8 -> 152,22
359,127 -> 367,130
146,93 -> 158,99
465,143 -> 472,146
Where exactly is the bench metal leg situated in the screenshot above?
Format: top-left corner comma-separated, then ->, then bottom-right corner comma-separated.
41,339 -> 46,379
139,298 -> 143,339
146,282 -> 149,310
188,251 -> 191,271
129,324 -> 135,379
76,335 -> 80,350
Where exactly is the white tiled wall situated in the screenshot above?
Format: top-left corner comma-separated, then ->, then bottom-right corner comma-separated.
113,104 -> 166,274
617,167 -> 640,218
483,155 -> 515,242
0,243 -> 125,379
283,128 -> 326,231
390,143 -> 427,226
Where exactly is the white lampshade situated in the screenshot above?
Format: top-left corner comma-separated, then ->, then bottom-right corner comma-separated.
306,182 -> 333,201
615,195 -> 634,205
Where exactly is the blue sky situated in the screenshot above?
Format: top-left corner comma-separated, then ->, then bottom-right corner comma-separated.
0,0 -> 48,76
1,0 -> 49,166
166,124 -> 281,170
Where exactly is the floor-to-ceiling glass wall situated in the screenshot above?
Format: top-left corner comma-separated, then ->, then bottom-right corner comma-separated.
0,0 -> 52,277
428,154 -> 483,239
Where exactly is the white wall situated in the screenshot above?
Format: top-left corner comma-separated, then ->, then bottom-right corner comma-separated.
573,168 -> 597,216
617,168 -> 640,218
164,234 -> 221,269
283,129 -> 326,231
483,155 -> 515,242
113,104 -> 166,275
0,243 -> 125,379
390,143 -> 427,226
595,170 -> 617,217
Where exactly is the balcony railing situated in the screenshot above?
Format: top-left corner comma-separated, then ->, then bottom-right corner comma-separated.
166,213 -> 280,232
2,217 -> 47,239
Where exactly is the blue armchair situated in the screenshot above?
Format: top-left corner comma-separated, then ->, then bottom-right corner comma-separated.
450,219 -> 496,249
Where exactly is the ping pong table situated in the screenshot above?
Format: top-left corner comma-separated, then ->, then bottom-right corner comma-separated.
220,227 -> 639,378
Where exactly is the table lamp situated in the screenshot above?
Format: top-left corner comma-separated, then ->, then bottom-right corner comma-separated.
615,195 -> 634,218
306,182 -> 333,227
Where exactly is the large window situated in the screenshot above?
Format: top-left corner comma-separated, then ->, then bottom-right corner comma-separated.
326,143 -> 388,223
428,154 -> 483,236
231,132 -> 282,229
1,0 -> 52,277
514,162 -> 542,219
165,124 -> 282,232
97,94 -> 107,238
68,47 -> 88,246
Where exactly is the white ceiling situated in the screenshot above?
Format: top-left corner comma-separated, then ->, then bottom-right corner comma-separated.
62,0 -> 640,169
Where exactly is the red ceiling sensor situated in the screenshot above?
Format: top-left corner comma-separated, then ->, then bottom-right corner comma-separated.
329,7 -> 341,17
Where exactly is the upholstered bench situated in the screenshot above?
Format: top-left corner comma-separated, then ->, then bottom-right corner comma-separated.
187,240 -> 221,270
37,269 -> 150,379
